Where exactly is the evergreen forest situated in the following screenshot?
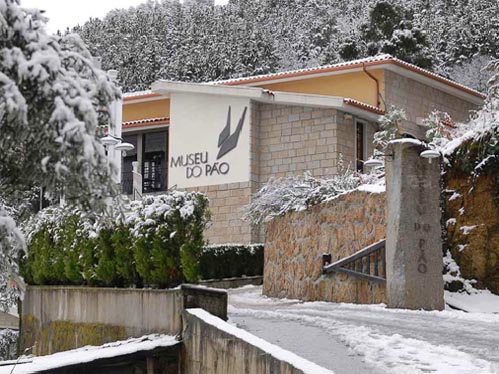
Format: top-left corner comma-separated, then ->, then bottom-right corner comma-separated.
70,0 -> 498,93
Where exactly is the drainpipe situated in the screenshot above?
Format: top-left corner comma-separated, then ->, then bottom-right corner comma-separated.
362,62 -> 382,109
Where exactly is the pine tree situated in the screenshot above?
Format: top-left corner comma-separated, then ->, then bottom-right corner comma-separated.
0,0 -> 120,310
343,1 -> 434,69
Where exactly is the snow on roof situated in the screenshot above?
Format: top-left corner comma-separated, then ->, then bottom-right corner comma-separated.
187,308 -> 335,374
214,54 -> 394,85
122,117 -> 170,129
123,89 -> 153,98
123,90 -> 162,102
0,334 -> 179,374
212,54 -> 485,100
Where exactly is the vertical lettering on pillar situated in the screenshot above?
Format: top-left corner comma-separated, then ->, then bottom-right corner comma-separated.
414,161 -> 430,274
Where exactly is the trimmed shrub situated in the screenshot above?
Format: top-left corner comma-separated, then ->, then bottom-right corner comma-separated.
199,244 -> 264,280
21,191 -> 210,288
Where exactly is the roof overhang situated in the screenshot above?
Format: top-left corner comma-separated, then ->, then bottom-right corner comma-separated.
126,55 -> 485,106
123,90 -> 165,104
152,80 -> 383,122
122,117 -> 170,133
152,80 -> 264,99
214,56 -> 485,106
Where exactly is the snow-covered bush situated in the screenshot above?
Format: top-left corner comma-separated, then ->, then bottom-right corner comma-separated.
243,165 -> 383,225
22,191 -> 210,288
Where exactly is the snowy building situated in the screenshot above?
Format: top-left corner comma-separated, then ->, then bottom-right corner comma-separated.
121,55 -> 484,244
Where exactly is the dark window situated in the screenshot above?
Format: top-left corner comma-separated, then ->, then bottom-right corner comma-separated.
143,131 -> 168,193
356,122 -> 365,172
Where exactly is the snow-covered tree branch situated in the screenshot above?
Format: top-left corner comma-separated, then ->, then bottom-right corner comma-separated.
243,163 -> 383,225
0,0 -> 121,311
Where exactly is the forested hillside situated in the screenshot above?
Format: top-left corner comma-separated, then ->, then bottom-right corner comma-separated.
71,0 -> 499,93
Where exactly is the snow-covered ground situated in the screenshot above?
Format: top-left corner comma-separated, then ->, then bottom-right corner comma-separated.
0,334 -> 179,374
445,290 -> 499,314
228,286 -> 499,374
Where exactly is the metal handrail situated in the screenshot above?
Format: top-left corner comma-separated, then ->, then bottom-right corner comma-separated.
323,239 -> 386,284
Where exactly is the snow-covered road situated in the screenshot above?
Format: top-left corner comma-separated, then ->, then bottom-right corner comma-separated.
228,286 -> 499,374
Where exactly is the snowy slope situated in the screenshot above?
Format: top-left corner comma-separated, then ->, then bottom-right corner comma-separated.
229,286 -> 499,374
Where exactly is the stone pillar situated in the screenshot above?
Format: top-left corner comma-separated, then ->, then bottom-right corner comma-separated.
385,140 -> 445,310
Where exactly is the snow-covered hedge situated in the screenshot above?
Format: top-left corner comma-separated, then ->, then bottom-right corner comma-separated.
199,244 -> 264,280
22,192 -> 210,288
243,169 -> 383,225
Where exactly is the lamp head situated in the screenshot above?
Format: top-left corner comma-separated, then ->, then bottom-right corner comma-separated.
420,149 -> 440,163
100,135 -> 120,146
363,158 -> 384,168
114,142 -> 135,152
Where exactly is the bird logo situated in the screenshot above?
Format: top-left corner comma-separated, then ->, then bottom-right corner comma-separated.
217,106 -> 247,160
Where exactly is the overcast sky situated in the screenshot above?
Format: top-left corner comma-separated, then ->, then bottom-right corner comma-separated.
21,0 -> 229,34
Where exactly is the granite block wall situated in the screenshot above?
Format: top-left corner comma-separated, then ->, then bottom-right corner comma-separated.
264,190 -> 387,303
255,103 -> 376,183
384,70 -> 480,138
186,182 -> 258,244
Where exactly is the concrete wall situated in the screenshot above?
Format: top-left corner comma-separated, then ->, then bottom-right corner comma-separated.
21,287 -> 182,355
182,309 -> 329,374
21,286 -> 229,356
264,190 -> 387,303
384,70 -> 480,138
181,285 -> 227,321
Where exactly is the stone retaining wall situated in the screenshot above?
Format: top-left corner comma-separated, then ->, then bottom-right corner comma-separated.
445,173 -> 499,293
264,189 -> 387,303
